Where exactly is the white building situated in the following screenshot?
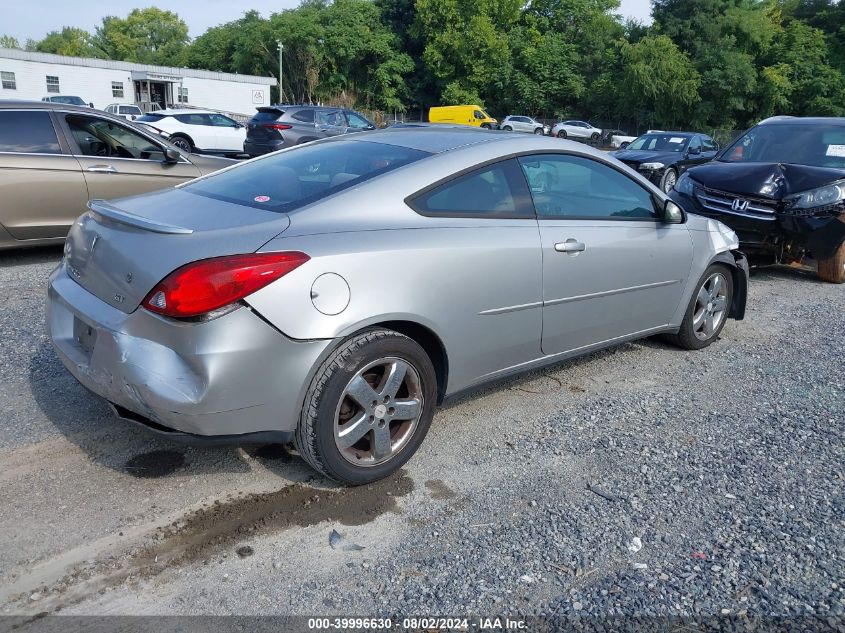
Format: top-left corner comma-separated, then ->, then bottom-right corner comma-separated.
0,48 -> 277,116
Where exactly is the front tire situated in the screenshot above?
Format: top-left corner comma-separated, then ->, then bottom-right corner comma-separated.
591,132 -> 600,141
668,265 -> 733,350
295,329 -> 437,485
660,168 -> 678,193
502,125 -> 512,131
817,240 -> 845,284
534,128 -> 544,135
557,130 -> 567,139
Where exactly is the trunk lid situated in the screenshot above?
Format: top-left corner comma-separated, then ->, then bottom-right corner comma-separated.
64,188 -> 290,313
246,108 -> 286,143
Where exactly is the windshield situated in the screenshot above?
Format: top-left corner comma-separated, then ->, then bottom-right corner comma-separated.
627,134 -> 689,152
721,123 -> 845,168
185,139 -> 430,211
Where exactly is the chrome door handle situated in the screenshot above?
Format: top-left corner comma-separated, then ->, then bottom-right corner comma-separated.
86,165 -> 118,174
555,239 -> 586,253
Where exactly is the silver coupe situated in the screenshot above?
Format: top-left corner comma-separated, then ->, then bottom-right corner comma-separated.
47,128 -> 749,484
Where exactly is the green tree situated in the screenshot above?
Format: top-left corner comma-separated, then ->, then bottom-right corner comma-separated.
0,35 -> 21,49
30,27 -> 104,58
94,7 -> 189,65
620,34 -> 701,127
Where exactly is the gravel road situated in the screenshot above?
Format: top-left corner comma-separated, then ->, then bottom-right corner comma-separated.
0,247 -> 842,626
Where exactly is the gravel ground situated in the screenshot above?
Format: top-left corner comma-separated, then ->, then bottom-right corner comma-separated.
0,247 -> 842,627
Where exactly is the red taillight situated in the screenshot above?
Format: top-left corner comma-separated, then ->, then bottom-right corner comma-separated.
261,123 -> 292,131
143,252 -> 309,318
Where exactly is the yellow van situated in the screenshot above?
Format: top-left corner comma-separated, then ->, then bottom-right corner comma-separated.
428,105 -> 498,128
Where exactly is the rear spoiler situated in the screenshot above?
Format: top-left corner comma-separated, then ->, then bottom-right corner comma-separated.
87,200 -> 194,235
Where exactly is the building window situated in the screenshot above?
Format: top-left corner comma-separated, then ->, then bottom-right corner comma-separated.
46,75 -> 60,93
177,86 -> 188,103
111,81 -> 124,98
1,71 -> 15,90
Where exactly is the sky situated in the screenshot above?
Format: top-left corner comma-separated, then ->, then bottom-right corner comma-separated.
4,0 -> 653,44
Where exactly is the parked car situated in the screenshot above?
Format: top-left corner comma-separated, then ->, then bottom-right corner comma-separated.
670,116 -> 845,283
500,115 -> 549,135
42,95 -> 93,108
104,104 -> 144,120
551,120 -> 602,140
136,109 -> 246,156
605,130 -> 636,149
0,101 -> 233,250
428,105 -> 498,129
243,105 -> 376,157
613,131 -> 720,193
48,128 -> 747,484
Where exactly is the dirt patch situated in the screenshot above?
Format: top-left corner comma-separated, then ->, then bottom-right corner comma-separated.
424,479 -> 456,500
124,450 -> 185,478
7,472 -> 413,612
251,444 -> 294,462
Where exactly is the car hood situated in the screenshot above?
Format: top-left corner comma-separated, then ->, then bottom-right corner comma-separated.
686,161 -> 845,200
64,188 -> 290,313
612,149 -> 682,166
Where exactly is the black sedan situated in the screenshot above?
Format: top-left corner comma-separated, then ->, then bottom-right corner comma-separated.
669,116 -> 845,284
612,132 -> 720,192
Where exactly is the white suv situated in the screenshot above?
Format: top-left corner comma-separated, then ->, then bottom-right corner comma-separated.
135,109 -> 246,155
551,120 -> 603,141
104,104 -> 144,120
500,115 -> 549,135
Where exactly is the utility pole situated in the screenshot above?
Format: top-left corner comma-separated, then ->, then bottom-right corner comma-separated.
277,40 -> 284,104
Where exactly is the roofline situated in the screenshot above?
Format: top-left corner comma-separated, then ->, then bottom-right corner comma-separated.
0,47 -> 277,86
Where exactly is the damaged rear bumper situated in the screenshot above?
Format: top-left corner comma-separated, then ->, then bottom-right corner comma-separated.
47,265 -> 332,438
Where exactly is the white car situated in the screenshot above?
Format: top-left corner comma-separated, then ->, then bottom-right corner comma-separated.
135,109 -> 247,155
500,115 -> 549,135
104,104 -> 144,120
551,120 -> 603,141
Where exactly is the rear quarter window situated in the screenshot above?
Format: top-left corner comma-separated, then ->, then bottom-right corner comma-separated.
291,110 -> 315,123
0,111 -> 61,154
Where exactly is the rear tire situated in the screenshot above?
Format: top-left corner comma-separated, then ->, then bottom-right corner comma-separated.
170,135 -> 193,153
295,329 -> 437,485
817,240 -> 845,283
668,264 -> 734,350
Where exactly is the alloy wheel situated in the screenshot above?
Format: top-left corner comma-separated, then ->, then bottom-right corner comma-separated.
663,170 -> 677,192
171,138 -> 191,152
693,272 -> 728,340
334,357 -> 423,466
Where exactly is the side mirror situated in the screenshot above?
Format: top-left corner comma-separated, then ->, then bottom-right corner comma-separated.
663,199 -> 685,223
89,103 -> 95,108
688,146 -> 701,156
163,147 -> 181,163
365,124 -> 376,131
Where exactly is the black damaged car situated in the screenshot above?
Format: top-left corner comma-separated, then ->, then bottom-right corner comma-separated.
613,131 -> 720,193
670,117 -> 845,283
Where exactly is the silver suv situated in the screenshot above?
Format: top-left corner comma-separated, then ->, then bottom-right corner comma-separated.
500,115 -> 549,135
244,105 -> 376,156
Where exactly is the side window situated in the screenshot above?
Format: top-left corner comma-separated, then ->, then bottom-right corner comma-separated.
317,110 -> 344,127
291,109 -> 315,123
702,136 -> 718,152
518,154 -> 658,220
688,136 -> 702,152
0,111 -> 61,154
209,114 -> 238,127
346,112 -> 372,129
65,114 -> 165,161
473,110 -> 485,120
176,113 -> 208,126
410,159 -> 532,217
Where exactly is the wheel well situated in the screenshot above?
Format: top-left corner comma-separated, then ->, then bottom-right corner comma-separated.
373,320 -> 449,405
170,133 -> 193,144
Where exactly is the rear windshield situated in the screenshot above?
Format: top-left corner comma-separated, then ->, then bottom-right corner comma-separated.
51,96 -> 86,105
137,114 -> 165,122
252,110 -> 284,122
184,139 -> 430,211
720,123 -> 845,168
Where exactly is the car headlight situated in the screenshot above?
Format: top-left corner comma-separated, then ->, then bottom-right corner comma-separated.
639,162 -> 665,170
784,180 -> 845,210
674,172 -> 695,195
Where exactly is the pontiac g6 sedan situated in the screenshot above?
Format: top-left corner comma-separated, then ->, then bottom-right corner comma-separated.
48,128 -> 748,484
